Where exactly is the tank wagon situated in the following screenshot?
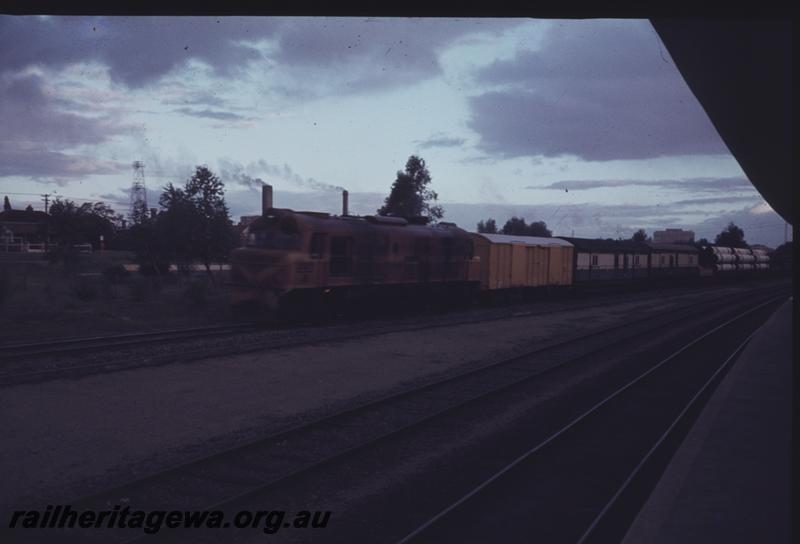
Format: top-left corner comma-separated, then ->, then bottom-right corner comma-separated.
700,245 -> 769,274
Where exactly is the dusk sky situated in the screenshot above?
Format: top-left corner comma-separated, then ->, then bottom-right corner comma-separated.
0,16 -> 790,246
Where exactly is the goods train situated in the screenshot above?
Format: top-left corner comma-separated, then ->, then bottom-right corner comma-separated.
230,186 -> 771,317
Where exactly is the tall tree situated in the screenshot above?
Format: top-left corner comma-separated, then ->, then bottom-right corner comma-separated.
501,217 -> 528,235
527,220 -> 552,237
631,229 -> 650,242
477,218 -> 498,233
377,155 -> 443,222
714,222 -> 748,248
3,196 -> 11,212
153,167 -> 237,282
500,217 -> 552,237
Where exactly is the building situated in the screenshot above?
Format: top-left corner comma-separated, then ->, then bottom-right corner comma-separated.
0,209 -> 51,252
238,215 -> 261,228
653,228 -> 695,244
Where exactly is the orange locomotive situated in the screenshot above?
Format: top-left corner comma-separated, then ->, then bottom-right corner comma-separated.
230,186 -> 481,318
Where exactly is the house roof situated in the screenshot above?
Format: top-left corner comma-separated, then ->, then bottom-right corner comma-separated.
0,209 -> 49,223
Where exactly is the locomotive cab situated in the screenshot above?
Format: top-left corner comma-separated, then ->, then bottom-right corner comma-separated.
230,210 -> 306,313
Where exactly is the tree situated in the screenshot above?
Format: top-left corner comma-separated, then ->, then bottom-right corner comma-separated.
477,218 -> 498,234
377,155 -> 443,222
3,196 -> 10,212
631,229 -> 650,242
151,166 -> 237,282
527,221 -> 552,237
501,217 -> 528,235
714,222 -> 748,248
46,198 -> 121,269
500,216 -> 552,237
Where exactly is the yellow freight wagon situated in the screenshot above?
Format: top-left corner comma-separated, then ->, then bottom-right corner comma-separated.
470,233 -> 574,290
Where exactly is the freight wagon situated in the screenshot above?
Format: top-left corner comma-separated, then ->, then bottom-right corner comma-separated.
470,233 -> 573,292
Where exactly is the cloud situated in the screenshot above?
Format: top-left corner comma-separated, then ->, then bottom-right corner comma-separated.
0,16 -> 275,88
529,176 -> 754,193
270,18 -> 519,95
0,16 -> 519,97
525,176 -> 753,193
173,107 -> 252,121
160,88 -> 228,108
415,134 -> 467,149
0,72 -> 130,179
467,20 -> 728,161
671,195 -> 761,206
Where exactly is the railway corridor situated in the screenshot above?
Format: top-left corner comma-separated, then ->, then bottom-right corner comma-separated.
0,282 -> 791,543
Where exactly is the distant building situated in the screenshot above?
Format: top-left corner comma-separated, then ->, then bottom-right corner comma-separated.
653,228 -> 695,244
238,215 -> 261,228
0,209 -> 51,252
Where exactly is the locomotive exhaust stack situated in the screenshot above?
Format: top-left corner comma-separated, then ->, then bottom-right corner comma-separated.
342,190 -> 349,216
262,184 -> 273,214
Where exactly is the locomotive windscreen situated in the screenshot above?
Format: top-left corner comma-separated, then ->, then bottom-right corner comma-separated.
244,215 -> 302,249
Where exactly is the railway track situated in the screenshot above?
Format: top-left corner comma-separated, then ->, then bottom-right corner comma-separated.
395,298 -> 787,543
0,281 -> 787,387
0,323 -> 259,361
15,284 -> 788,543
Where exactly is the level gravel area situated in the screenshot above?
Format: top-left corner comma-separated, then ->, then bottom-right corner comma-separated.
0,281 -> 785,512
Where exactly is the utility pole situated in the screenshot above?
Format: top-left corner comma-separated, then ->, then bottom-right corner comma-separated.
41,193 -> 50,213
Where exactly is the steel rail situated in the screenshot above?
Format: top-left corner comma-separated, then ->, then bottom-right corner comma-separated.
395,294 -> 786,544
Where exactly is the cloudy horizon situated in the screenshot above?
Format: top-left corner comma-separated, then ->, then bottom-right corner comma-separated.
0,16 -> 791,246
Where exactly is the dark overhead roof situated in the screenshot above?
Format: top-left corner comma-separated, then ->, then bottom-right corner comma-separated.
651,19 -> 792,224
